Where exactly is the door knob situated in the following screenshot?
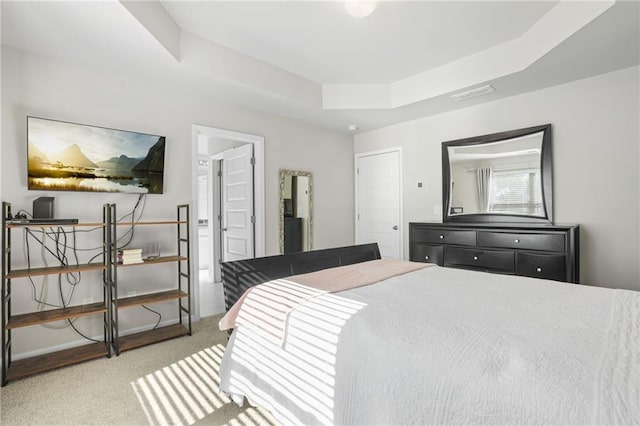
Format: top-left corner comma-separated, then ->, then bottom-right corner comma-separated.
392,225 -> 398,230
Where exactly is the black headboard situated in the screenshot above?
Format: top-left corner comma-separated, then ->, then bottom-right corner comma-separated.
221,243 -> 381,311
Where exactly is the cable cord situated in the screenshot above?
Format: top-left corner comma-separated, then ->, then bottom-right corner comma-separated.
65,319 -> 102,342
36,225 -> 99,337
14,209 -> 33,218
31,193 -> 146,252
23,229 -> 70,328
117,193 -> 144,222
34,225 -> 105,252
24,229 -> 59,309
25,228 -> 66,265
22,225 -> 91,332
35,233 -> 49,311
117,194 -> 147,250
141,304 -> 162,329
38,235 -> 48,311
19,195 -> 147,341
13,193 -> 144,255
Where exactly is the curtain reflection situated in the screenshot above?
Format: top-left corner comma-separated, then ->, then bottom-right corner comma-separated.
476,167 -> 493,212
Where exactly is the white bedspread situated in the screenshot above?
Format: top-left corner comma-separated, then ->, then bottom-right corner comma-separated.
219,266 -> 640,425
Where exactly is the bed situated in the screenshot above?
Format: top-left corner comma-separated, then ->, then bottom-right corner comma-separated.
218,243 -> 639,425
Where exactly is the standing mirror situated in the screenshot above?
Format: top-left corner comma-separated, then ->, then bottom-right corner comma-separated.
442,124 -> 552,223
279,169 -> 313,253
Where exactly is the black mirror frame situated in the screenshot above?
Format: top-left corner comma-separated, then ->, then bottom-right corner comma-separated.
442,124 -> 553,224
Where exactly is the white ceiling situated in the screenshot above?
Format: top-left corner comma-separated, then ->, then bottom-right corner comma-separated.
1,1 -> 638,134
161,1 -> 556,84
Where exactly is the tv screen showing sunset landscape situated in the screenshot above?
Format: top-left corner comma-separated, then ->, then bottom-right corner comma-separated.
27,117 -> 165,194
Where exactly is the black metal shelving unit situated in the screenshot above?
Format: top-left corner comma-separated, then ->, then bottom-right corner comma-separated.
111,204 -> 192,356
1,202 -> 192,385
1,202 -> 111,386
105,203 -> 118,359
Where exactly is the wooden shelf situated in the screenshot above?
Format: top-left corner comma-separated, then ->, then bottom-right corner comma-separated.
6,262 -> 106,279
7,303 -> 107,329
6,222 -> 105,229
117,323 -> 189,353
6,342 -> 109,382
117,255 -> 187,267
117,290 -> 188,309
116,221 -> 187,226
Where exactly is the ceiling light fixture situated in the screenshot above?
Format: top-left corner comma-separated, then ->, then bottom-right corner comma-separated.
450,85 -> 496,102
345,1 -> 377,18
348,125 -> 359,132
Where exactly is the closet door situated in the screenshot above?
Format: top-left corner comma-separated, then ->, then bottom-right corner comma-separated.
356,149 -> 402,259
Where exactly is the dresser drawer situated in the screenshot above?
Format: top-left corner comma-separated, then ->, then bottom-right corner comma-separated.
413,228 -> 476,246
413,243 -> 444,265
477,231 -> 565,252
516,252 -> 566,282
444,246 -> 515,273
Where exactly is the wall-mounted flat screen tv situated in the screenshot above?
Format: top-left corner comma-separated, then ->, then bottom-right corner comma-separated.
27,117 -> 165,194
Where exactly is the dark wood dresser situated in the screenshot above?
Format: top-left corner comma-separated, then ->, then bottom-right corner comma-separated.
409,222 -> 580,283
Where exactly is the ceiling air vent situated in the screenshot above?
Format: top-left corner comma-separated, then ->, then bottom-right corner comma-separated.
450,85 -> 496,102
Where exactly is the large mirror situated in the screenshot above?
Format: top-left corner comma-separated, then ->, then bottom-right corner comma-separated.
279,169 -> 313,253
442,124 -> 552,223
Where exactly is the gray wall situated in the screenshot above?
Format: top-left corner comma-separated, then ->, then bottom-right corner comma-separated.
1,46 -> 355,356
355,66 -> 640,291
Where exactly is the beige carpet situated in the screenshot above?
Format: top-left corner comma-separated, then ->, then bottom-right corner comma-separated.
0,315 -> 277,426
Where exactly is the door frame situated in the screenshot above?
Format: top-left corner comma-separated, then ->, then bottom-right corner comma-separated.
191,125 -> 265,320
354,146 -> 404,259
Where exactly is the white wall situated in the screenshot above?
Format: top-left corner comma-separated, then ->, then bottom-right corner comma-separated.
1,46 -> 354,356
355,66 -> 640,291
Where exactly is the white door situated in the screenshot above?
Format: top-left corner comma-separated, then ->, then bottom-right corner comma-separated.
222,143 -> 255,261
210,158 -> 222,282
356,150 -> 402,259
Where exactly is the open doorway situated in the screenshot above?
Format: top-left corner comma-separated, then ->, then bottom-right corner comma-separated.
192,125 -> 265,320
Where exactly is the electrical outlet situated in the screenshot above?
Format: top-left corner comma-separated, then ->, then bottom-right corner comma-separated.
433,205 -> 442,215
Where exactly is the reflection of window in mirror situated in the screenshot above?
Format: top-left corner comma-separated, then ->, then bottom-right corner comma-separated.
489,168 -> 542,215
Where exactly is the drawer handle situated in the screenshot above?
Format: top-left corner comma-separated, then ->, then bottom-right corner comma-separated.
439,235 -> 444,239
514,239 -> 520,243
425,255 -> 430,260
536,267 -> 542,273
473,256 -> 479,261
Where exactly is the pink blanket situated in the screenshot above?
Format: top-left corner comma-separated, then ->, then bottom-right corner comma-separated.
219,259 -> 432,338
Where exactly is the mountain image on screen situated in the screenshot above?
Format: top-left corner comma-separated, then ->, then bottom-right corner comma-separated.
27,117 -> 165,194
132,138 -> 165,173
96,155 -> 142,171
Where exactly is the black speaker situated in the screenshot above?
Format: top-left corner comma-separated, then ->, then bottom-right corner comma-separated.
33,197 -> 54,219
